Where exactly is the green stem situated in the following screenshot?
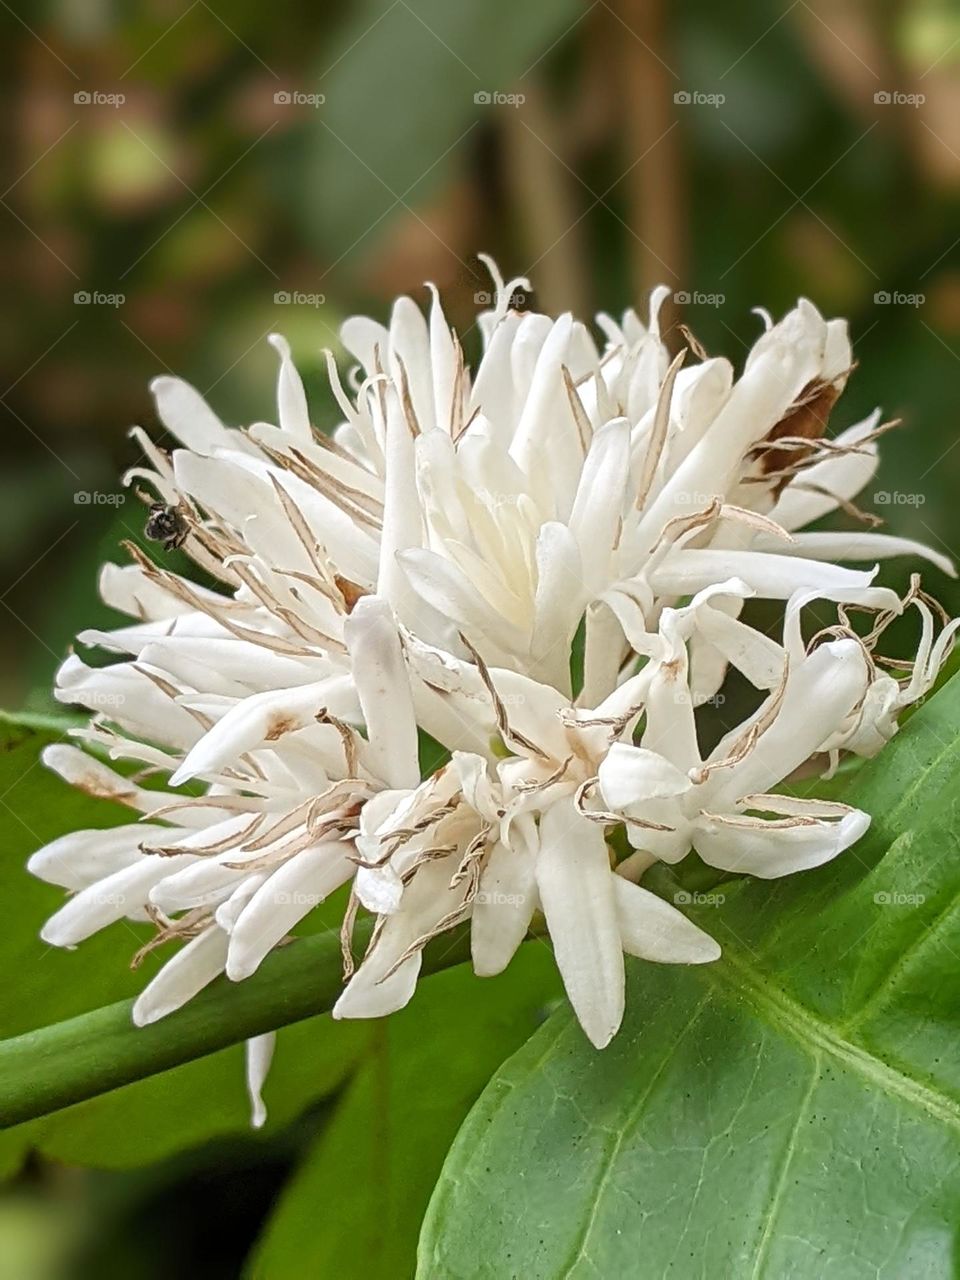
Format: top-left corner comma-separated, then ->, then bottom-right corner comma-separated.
0,921 -> 472,1129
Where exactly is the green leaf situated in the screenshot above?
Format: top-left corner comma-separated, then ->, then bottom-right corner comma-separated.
302,0 -> 581,258
247,948 -> 561,1279
0,712 -> 155,1039
418,673 -> 960,1278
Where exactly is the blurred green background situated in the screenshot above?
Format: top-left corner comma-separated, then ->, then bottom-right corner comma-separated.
2,0 -> 959,1275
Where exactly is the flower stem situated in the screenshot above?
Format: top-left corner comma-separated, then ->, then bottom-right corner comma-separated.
0,921 -> 472,1128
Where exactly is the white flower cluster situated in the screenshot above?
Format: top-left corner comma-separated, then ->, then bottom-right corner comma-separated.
29,260 -> 957,1117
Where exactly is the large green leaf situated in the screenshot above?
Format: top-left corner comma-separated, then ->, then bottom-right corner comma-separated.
247,948 -> 560,1279
418,674 -> 960,1277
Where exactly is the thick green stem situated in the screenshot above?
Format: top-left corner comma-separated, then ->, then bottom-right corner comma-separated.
0,922 -> 472,1129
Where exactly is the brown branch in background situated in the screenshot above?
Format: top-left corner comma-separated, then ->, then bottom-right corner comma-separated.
613,0 -> 686,344
793,0 -> 894,123
502,78 -> 591,318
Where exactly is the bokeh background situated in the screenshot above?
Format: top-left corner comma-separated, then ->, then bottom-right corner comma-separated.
2,0 -> 959,1275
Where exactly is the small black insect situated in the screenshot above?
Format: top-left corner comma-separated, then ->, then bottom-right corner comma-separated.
144,503 -> 189,552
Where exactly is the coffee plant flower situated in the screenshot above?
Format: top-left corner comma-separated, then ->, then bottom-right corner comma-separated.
28,262 -> 957,1112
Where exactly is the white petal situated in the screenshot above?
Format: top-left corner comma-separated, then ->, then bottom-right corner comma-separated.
599,744 -> 691,810
268,334 -> 312,441
535,801 -> 624,1049
377,385 -> 424,614
28,824 -> 169,891
750,530 -> 955,578
340,314 -> 389,375
613,876 -> 720,963
641,628 -> 702,773
711,638 -> 869,804
150,376 -> 235,454
471,838 -> 537,977
688,595 -> 783,690
388,294 -> 435,433
345,596 -> 419,789
41,853 -> 195,946
509,314 -> 583,517
653,549 -> 901,612
694,806 -> 870,878
397,548 -> 527,664
246,1032 -> 276,1129
771,412 -> 880,529
55,655 -> 202,752
226,842 -> 353,981
568,418 -> 630,587
171,679 -> 354,785
530,521 -> 584,694
132,926 -> 229,1026
334,858 -> 466,1020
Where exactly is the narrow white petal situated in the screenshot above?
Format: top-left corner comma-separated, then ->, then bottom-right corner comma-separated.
132,926 -> 229,1026
171,679 -> 354,785
150,376 -> 233,454
530,521 -> 584,694
613,877 -> 720,964
711,638 -> 869,804
599,744 -> 691,810
345,596 -> 419,789
268,334 -> 312,441
227,842 -> 352,981
535,801 -> 624,1049
771,412 -> 880,529
471,839 -> 537,977
246,1032 -> 276,1129
334,859 -> 466,1020
568,418 -> 630,586
41,854 -> 195,946
694,807 -> 870,878
653,549 -> 901,612
28,824 -> 169,891
377,386 -> 424,613
751,530 -> 955,578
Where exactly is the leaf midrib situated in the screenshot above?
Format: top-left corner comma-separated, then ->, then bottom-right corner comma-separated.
713,947 -> 960,1133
